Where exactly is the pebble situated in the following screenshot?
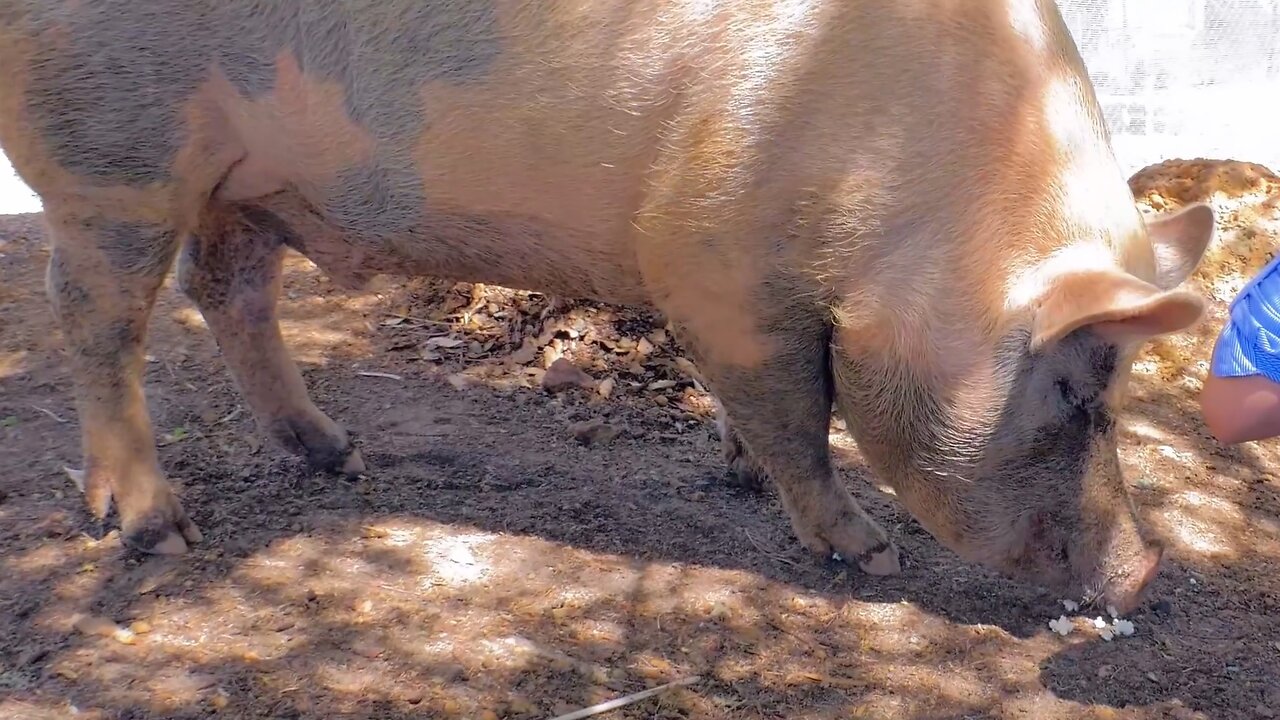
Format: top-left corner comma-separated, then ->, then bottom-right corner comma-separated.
350,638 -> 384,659
568,417 -> 620,446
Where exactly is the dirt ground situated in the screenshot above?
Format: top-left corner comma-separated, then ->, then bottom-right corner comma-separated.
1,159 -> 1279,720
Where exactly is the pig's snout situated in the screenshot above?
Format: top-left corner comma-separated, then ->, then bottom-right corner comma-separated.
1100,541 -> 1163,616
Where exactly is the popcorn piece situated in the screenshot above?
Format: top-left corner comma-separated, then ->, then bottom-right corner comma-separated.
1106,604 -> 1119,619
1099,626 -> 1115,642
1113,619 -> 1136,636
1092,617 -> 1108,629
1049,616 -> 1073,636
1061,599 -> 1080,613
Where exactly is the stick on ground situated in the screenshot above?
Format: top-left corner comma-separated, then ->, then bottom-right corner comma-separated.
547,675 -> 702,720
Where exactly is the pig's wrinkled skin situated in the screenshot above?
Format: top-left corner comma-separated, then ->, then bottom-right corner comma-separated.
0,0 -> 1215,614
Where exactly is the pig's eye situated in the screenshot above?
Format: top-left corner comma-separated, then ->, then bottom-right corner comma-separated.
1054,377 -> 1076,405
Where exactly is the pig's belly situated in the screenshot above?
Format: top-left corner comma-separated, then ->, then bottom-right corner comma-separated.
247,188 -> 653,307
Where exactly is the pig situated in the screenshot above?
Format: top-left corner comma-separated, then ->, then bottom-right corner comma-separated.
0,0 -> 1214,614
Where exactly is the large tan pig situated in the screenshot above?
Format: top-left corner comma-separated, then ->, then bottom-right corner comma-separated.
0,0 -> 1215,614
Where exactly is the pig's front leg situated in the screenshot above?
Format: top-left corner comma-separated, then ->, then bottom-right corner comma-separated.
671,312 -> 901,576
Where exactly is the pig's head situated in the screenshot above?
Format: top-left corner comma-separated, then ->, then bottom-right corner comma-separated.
831,202 -> 1215,613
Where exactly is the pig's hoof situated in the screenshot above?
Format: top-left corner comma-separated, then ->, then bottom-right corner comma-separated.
122,503 -> 203,555
339,447 -> 367,477
855,541 -> 902,575
269,416 -> 362,475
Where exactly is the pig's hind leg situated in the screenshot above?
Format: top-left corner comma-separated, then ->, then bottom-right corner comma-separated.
715,400 -> 770,492
44,211 -> 203,554
178,206 -> 365,478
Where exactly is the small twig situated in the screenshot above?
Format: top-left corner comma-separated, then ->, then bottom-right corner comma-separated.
547,675 -> 702,720
32,405 -> 68,423
213,407 -> 244,425
357,371 -> 404,381
744,529 -> 801,567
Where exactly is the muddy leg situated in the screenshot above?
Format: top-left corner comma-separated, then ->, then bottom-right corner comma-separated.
680,319 -> 900,575
46,214 -> 202,554
178,207 -> 364,475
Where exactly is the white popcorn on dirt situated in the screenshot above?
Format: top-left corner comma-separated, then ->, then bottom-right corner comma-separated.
1052,600 -> 1138,640
1049,616 -> 1074,636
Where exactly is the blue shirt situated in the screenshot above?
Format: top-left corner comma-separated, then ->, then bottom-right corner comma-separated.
1211,252 -> 1280,382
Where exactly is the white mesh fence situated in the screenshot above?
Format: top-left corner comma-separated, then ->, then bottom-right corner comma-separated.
3,2 -> 1280,214
1058,0 -> 1280,175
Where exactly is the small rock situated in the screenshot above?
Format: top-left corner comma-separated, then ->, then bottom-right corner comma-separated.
636,337 -> 655,356
354,599 -> 373,614
128,620 -> 153,635
569,417 -> 620,447
350,638 -> 384,659
542,358 -> 593,393
597,377 -> 616,398
1151,599 -> 1173,617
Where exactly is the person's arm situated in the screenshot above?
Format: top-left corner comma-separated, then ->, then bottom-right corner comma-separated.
1199,255 -> 1280,445
1200,372 -> 1280,444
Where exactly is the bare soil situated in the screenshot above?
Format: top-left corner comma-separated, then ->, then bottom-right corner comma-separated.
1,159 -> 1279,720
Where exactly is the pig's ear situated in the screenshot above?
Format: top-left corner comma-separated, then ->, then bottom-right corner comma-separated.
1031,269 -> 1205,351
1144,202 -> 1215,290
